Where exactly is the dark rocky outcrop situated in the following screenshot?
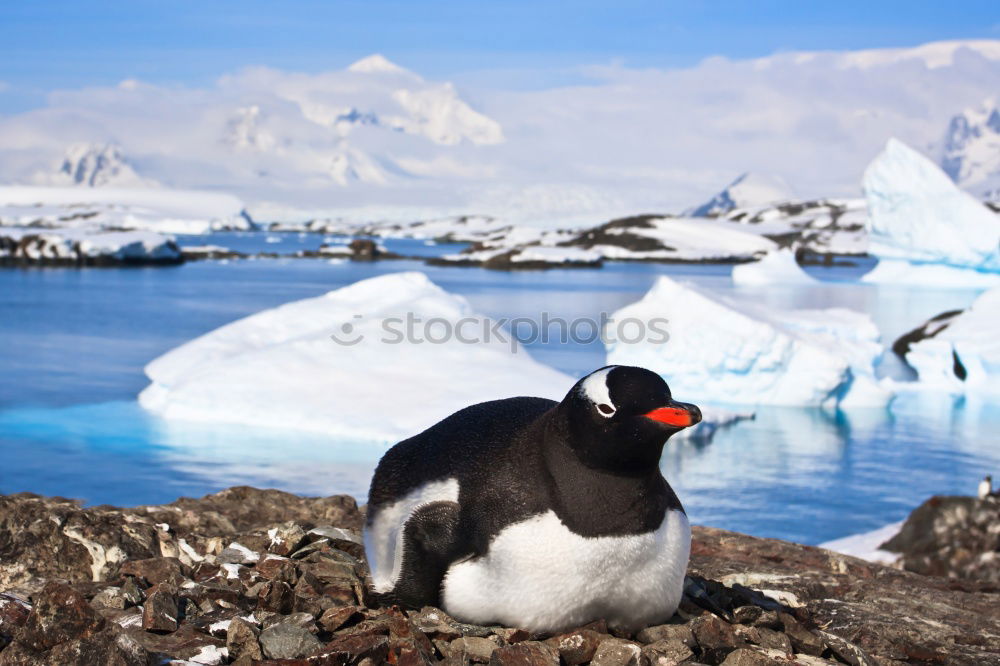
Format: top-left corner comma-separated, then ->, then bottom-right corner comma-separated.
0,487 -> 997,665
880,495 -> 1000,582
299,238 -> 406,261
0,233 -> 183,267
428,245 -> 603,270
891,310 -> 964,362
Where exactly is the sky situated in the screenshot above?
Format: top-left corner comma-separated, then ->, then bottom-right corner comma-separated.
2,0 -> 999,112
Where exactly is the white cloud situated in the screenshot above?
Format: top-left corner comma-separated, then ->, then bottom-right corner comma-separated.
0,41 -> 997,222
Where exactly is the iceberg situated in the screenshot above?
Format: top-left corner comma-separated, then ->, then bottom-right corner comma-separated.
731,249 -> 818,285
139,272 -> 575,442
895,286 -> 1000,397
605,276 -> 891,407
861,260 -> 1000,287
863,138 -> 1000,275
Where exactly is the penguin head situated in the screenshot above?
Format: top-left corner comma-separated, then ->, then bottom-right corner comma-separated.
559,365 -> 701,471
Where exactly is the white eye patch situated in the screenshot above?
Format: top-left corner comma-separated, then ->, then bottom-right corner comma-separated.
580,367 -> 616,417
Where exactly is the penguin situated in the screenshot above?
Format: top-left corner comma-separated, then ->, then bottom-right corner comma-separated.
363,365 -> 701,633
978,475 -> 992,500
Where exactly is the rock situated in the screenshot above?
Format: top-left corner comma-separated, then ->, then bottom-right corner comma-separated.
90,586 -> 127,611
120,577 -> 145,607
720,647 -> 793,665
691,524 -> 999,666
0,494 -> 162,589
488,641 -> 559,666
732,625 -> 792,654
640,638 -> 696,666
690,615 -> 743,662
409,607 -> 463,639
136,486 -> 362,536
880,495 -> 1000,582
312,632 -> 390,663
544,628 -> 606,664
226,616 -> 263,661
318,605 -> 364,632
15,582 -> 105,652
118,557 -> 187,586
122,624 -> 226,662
309,525 -> 364,546
218,543 -> 261,565
730,606 -> 762,625
141,584 -> 179,633
0,595 -> 30,642
258,620 -> 321,659
256,580 -> 294,614
1,626 -> 153,666
589,637 -> 642,666
256,556 -> 297,584
448,636 -> 498,662
635,623 -> 695,647
778,612 -> 825,656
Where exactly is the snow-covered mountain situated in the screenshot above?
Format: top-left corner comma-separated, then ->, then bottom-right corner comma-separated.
1,40 -> 999,222
36,143 -> 152,188
939,99 -> 1000,200
688,173 -> 794,217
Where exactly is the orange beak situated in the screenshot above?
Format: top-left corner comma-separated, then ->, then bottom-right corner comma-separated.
644,402 -> 701,428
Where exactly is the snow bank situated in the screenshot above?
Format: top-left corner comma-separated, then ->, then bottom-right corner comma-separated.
0,185 -> 249,234
731,249 -> 817,285
863,139 -> 1000,272
139,272 -> 575,442
819,521 -> 903,564
605,276 -> 890,407
901,286 -> 1000,397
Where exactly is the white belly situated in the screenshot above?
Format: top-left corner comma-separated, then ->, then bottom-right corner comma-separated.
441,509 -> 690,632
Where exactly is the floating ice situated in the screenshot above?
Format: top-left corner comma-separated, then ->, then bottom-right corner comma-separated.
863,138 -> 1000,273
139,272 -> 574,442
606,276 -> 890,407
731,249 -> 818,285
898,286 -> 1000,397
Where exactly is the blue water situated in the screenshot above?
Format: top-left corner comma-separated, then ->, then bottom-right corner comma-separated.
1,248 -> 998,545
175,231 -> 469,259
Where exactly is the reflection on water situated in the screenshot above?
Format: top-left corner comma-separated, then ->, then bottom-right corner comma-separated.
0,402 -> 384,505
1,249 -> 998,544
2,394 -> 996,545
664,395 -> 1000,544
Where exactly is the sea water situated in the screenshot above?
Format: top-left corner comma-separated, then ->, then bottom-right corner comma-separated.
1,245 -> 998,545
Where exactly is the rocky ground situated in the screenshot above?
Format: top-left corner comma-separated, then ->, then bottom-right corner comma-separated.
0,487 -> 998,665
880,494 -> 1000,582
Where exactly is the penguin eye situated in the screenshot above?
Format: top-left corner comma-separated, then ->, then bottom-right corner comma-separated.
597,403 -> 615,416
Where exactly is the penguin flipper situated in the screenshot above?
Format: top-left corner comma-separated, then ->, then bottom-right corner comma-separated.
378,500 -> 463,609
